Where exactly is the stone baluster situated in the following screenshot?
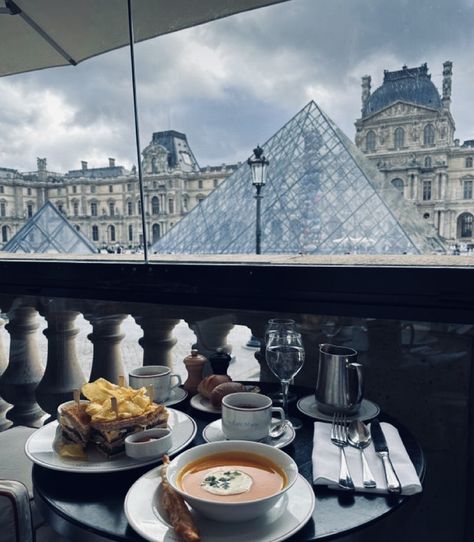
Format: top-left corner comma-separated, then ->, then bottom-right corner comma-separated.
189,314 -> 234,371
0,318 -> 12,431
0,304 -> 45,427
133,312 -> 180,367
85,313 -> 127,384
35,303 -> 86,417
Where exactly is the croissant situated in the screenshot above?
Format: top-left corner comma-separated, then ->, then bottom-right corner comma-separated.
197,374 -> 232,399
210,382 -> 259,408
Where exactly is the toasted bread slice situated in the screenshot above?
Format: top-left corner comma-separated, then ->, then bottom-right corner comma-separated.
59,403 -> 91,445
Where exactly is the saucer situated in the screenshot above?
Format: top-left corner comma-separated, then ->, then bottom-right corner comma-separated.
202,418 -> 296,449
297,396 -> 380,422
125,466 -> 315,542
163,386 -> 188,407
190,393 -> 221,414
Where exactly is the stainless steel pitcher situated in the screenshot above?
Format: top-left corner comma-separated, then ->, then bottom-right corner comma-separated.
315,344 -> 363,415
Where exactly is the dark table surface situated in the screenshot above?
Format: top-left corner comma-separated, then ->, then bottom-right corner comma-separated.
32,383 -> 425,542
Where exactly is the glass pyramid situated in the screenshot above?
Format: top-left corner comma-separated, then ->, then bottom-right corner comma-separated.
3,201 -> 97,254
153,101 -> 446,255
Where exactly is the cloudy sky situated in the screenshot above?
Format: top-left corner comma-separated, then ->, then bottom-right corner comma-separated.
1,0 -> 474,173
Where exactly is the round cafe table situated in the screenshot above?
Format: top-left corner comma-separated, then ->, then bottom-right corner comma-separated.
32,383 -> 425,542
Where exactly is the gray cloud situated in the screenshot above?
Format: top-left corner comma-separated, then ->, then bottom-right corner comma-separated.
1,0 -> 473,172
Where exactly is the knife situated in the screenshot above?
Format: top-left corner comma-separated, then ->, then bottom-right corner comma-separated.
371,419 -> 401,493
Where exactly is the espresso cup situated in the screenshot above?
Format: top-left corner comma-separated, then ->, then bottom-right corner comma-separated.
221,392 -> 285,441
129,365 -> 182,403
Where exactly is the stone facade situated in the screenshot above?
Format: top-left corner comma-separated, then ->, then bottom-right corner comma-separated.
0,130 -> 237,250
355,62 -> 474,246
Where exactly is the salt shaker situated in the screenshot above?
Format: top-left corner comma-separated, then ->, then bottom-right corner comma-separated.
209,347 -> 231,376
183,349 -> 207,396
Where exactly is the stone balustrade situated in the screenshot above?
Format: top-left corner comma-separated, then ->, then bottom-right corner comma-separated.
0,295 -> 322,430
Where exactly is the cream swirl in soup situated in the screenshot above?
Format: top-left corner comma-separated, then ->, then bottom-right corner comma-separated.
178,452 -> 286,503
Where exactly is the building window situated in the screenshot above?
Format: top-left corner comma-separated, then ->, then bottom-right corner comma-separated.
109,202 -> 115,216
366,130 -> 376,151
153,181 -> 157,189
57,203 -> 64,214
198,180 -> 203,189
391,178 -> 404,192
0,186 -> 4,194
127,200 -> 133,216
92,225 -> 99,241
128,225 -> 133,242
197,196 -> 204,205
91,202 -> 98,216
182,196 -> 189,212
463,179 -> 473,200
394,127 -> 404,149
424,156 -> 432,168
168,199 -> 174,214
73,202 -> 79,216
137,199 -> 141,214
152,196 -> 160,215
1,225 -> 9,243
213,179 -> 218,188
459,213 -> 473,238
0,202 -> 6,217
73,186 -> 77,194
108,225 -> 116,242
90,185 -> 96,193
466,157 -> 473,168
27,187 -> 32,196
109,185 -> 113,193
423,123 -> 435,146
27,204 -> 33,217
422,180 -> 432,201
152,223 -> 160,243
75,225 -> 80,231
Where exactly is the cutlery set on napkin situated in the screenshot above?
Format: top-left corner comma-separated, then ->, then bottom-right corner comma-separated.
312,418 -> 422,495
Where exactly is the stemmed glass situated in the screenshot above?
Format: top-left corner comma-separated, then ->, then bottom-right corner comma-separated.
265,330 -> 305,429
264,319 -> 297,404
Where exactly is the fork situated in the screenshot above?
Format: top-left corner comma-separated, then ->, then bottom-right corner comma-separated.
330,413 -> 355,490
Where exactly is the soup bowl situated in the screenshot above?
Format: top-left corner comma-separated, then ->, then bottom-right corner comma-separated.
165,440 -> 298,522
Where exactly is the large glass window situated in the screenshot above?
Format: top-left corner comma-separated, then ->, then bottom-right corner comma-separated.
466,157 -> 473,168
0,201 -> 6,217
459,213 -> 473,237
92,225 -> 99,241
91,202 -> 98,217
152,196 -> 160,215
423,180 -> 432,201
463,179 -> 473,200
366,130 -> 376,151
394,127 -> 404,148
424,124 -> 435,146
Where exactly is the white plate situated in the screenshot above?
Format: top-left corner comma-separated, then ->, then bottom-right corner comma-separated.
190,393 -> 221,414
25,408 -> 197,473
125,466 -> 315,542
202,418 -> 296,449
163,387 -> 188,407
297,396 -> 380,422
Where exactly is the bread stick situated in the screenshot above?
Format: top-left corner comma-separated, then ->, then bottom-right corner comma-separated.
161,455 -> 201,542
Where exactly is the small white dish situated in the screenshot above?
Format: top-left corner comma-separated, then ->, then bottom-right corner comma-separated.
165,440 -> 298,522
125,466 -> 315,542
189,392 -> 221,414
163,386 -> 187,407
202,418 -> 296,449
125,427 -> 173,459
297,396 -> 380,422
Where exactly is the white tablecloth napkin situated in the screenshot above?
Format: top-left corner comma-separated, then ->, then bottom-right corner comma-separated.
312,421 -> 422,495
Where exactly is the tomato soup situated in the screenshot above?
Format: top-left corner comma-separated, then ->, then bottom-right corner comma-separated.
177,451 -> 287,503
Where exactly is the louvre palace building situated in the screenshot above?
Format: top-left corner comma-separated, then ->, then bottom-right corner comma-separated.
0,130 -> 237,250
355,61 -> 474,247
0,60 -> 473,252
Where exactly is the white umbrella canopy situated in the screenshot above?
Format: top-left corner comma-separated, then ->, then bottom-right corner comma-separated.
0,0 -> 289,77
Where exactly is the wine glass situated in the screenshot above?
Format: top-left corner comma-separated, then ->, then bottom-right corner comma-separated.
265,330 -> 305,429
264,318 -> 297,404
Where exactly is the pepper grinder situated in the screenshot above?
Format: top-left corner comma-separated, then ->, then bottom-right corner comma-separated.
209,347 -> 231,376
183,349 -> 207,396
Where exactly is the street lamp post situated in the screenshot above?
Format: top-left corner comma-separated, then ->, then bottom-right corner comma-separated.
248,145 -> 269,254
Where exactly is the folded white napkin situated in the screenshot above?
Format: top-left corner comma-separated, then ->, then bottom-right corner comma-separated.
312,421 -> 422,495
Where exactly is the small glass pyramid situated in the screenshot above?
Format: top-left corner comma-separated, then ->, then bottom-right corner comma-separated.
3,201 -> 97,254
153,101 -> 446,255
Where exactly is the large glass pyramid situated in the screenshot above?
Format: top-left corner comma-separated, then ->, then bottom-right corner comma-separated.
3,201 -> 97,254
153,101 -> 446,255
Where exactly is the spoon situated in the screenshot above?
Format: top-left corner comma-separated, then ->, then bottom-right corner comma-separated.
268,420 -> 290,439
348,420 -> 377,488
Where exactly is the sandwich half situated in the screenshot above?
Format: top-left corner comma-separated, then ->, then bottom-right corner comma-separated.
59,403 -> 91,446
